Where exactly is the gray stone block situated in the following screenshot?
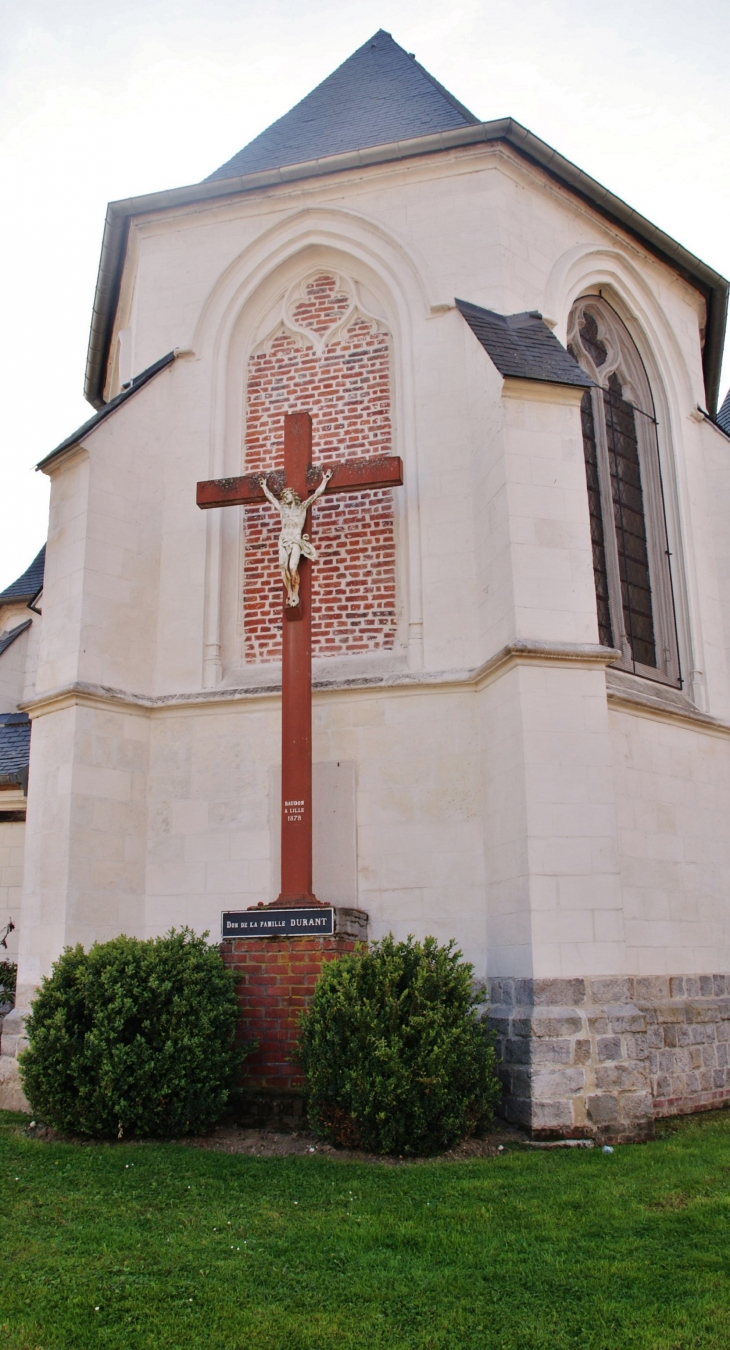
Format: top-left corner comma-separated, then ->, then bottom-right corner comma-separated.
531,1067 -> 585,1096
530,1040 -> 573,1065
669,976 -> 686,998
595,1063 -> 650,1092
573,1039 -> 591,1064
606,1004 -> 646,1033
503,1096 -> 532,1128
488,980 -> 515,1007
508,1067 -> 533,1098
586,1093 -> 619,1124
518,978 -> 586,1007
618,1091 -> 654,1123
512,1012 -> 582,1039
530,1099 -> 574,1131
597,1035 -> 621,1062
624,1032 -> 649,1060
649,1001 -> 684,1025
487,1014 -> 512,1038
588,978 -> 632,1004
635,976 -> 670,1001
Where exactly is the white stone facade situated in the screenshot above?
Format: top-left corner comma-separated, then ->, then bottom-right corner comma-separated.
3,138 -> 730,1136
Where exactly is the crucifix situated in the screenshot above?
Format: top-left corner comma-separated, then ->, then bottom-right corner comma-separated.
197,412 -> 403,907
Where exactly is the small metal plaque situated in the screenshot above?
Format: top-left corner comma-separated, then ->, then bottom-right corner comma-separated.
222,907 -> 334,939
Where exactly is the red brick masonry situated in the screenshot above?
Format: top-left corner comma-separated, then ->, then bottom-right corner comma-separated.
243,272 -> 396,662
221,933 -> 360,1090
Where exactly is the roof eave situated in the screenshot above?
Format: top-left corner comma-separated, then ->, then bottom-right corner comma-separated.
44,351 -> 176,470
84,117 -> 729,413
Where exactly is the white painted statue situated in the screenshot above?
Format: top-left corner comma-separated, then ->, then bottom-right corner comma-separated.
259,470 -> 333,606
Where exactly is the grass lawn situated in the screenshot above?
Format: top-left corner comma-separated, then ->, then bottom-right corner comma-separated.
1,1110 -> 729,1349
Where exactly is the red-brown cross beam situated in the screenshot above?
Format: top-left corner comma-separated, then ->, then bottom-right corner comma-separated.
197,412 -> 403,907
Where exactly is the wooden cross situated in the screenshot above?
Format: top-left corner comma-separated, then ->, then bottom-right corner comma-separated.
197,412 -> 403,907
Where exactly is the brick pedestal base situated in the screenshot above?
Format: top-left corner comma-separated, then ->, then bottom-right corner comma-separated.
221,907 -> 367,1127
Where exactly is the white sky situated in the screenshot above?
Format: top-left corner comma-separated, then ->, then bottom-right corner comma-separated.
1,0 -> 728,591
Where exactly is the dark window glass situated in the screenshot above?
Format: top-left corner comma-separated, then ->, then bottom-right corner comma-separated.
579,390 -> 613,648
604,373 -> 657,668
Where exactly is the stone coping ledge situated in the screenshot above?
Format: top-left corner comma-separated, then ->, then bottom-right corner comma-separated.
489,975 -> 730,1006
18,641 -> 623,718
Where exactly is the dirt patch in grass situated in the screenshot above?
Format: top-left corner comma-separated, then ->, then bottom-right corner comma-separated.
22,1115 -> 526,1161
182,1118 -> 526,1161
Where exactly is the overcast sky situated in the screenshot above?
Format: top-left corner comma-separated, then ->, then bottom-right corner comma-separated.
1,0 -> 728,591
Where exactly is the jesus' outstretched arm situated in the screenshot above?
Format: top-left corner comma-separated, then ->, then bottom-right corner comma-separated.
258,474 -> 280,507
302,468 -> 333,512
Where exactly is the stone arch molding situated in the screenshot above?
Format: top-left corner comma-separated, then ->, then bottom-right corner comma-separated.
191,206 -> 435,377
544,244 -> 697,417
199,210 -> 427,687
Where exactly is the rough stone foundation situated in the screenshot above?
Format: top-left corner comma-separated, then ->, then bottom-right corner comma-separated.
220,906 -> 367,1126
489,975 -> 730,1142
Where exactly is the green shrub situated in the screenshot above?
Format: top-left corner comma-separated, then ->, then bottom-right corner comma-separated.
20,929 -> 243,1138
298,934 -> 501,1155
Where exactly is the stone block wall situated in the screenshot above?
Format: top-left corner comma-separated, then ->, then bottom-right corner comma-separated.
489,975 -> 730,1142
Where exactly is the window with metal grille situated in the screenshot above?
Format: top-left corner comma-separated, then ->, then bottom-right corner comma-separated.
568,298 -> 680,686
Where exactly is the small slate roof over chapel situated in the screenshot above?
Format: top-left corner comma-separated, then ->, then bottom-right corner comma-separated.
0,546 -> 45,606
206,30 -> 478,182
0,713 -> 31,789
456,300 -> 593,388
38,351 -> 176,471
716,388 -> 730,437
0,621 -> 32,659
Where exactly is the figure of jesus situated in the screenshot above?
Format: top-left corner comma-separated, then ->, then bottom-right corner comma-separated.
259,469 -> 333,607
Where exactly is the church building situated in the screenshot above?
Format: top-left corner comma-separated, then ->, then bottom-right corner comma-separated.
2,30 -> 730,1140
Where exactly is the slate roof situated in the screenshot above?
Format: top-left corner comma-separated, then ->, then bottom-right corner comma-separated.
717,388 -> 730,436
0,713 -> 30,789
456,300 -> 593,388
84,46 -> 728,416
206,30 -> 477,182
0,621 -> 32,659
38,350 -> 176,471
0,546 -> 45,606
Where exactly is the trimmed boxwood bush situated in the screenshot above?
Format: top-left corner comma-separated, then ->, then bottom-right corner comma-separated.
298,934 -> 501,1155
20,929 -> 243,1138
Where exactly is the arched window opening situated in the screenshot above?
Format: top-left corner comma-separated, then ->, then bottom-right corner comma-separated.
568,297 -> 680,687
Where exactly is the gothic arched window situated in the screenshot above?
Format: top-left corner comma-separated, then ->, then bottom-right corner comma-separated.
568,296 -> 680,686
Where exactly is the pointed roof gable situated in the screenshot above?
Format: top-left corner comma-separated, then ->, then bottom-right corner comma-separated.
206,30 -> 478,182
